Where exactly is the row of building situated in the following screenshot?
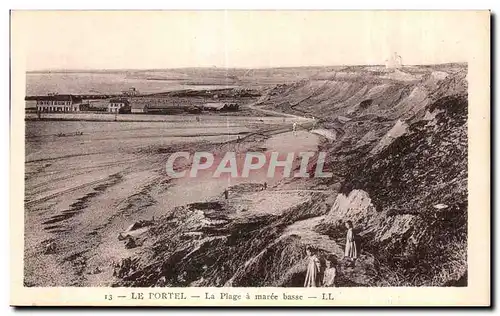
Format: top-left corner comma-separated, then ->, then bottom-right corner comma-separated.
25,94 -> 239,114
25,95 -> 132,113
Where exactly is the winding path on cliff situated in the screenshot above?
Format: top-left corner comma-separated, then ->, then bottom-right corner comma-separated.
246,101 -> 312,120
244,101 -> 337,142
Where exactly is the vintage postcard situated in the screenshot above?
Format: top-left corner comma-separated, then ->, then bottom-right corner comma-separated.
10,10 -> 490,306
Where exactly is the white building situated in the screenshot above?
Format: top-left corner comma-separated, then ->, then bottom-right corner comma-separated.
131,106 -> 145,113
33,95 -> 80,112
108,99 -> 130,113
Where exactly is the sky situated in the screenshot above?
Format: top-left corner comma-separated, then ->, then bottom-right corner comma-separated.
11,10 -> 487,71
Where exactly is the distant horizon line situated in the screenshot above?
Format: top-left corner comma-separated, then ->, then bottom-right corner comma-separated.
26,62 -> 467,73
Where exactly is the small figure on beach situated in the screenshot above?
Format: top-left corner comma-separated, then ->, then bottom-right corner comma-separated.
224,188 -> 229,200
44,241 -> 56,254
263,182 -> 267,190
304,246 -> 321,287
322,256 -> 337,287
311,116 -> 317,130
292,122 -> 297,136
344,220 -> 358,266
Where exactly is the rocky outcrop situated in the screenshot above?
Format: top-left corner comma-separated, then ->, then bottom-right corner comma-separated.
369,119 -> 409,155
317,92 -> 468,286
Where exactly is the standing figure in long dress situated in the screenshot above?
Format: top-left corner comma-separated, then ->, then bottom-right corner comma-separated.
322,257 -> 337,287
344,220 -> 357,266
292,122 -> 297,136
304,246 -> 321,287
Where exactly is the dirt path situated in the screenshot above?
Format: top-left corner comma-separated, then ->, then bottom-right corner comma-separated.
246,101 -> 312,120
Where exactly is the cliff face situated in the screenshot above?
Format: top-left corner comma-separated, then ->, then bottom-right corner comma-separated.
259,64 -> 466,121
318,93 -> 468,286
260,64 -> 468,286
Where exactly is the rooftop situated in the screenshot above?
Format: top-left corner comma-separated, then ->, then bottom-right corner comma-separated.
25,94 -> 75,101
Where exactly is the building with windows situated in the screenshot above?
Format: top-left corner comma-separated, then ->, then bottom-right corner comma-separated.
108,99 -> 130,113
31,94 -> 80,112
122,87 -> 139,96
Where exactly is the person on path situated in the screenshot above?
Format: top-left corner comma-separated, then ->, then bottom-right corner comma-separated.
224,189 -> 229,200
293,122 -> 297,136
304,246 -> 321,287
344,220 -> 358,266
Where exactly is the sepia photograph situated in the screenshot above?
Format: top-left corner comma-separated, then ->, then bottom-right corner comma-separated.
10,10 -> 490,306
